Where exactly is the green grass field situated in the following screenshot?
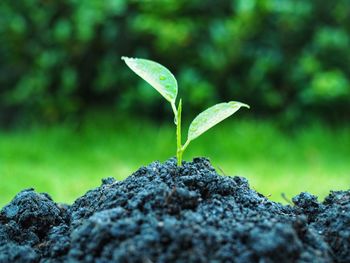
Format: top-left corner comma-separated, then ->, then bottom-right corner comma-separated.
0,115 -> 349,207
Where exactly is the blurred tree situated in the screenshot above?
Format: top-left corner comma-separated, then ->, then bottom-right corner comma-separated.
0,0 -> 349,126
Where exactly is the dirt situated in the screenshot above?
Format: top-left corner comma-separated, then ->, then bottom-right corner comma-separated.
0,157 -> 349,263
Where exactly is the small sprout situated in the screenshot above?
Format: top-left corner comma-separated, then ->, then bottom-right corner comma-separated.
122,57 -> 249,166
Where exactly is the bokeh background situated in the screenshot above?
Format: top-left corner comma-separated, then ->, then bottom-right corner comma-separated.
0,0 -> 349,206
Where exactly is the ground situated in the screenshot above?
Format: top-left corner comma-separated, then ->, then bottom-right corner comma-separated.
0,158 -> 349,262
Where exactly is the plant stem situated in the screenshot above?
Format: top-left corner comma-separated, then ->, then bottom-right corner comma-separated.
181,139 -> 190,153
176,99 -> 182,166
171,102 -> 178,124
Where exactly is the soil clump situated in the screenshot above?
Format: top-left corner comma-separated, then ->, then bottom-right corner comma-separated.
0,158 -> 349,262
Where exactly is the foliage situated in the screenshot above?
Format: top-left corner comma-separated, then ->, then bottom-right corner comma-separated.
122,57 -> 248,165
1,0 -> 350,125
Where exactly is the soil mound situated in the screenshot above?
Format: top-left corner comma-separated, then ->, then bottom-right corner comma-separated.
0,158 -> 349,262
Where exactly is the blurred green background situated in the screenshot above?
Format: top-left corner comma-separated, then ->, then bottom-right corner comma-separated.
0,0 -> 349,206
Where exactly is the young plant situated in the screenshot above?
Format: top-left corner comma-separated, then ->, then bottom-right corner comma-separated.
122,57 -> 249,166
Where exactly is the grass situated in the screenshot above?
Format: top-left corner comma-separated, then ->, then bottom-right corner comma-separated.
0,114 -> 349,207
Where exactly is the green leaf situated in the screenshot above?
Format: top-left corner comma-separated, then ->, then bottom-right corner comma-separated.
122,57 -> 177,104
187,101 -> 249,142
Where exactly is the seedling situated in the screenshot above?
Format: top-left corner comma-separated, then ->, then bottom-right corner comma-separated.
122,57 -> 249,166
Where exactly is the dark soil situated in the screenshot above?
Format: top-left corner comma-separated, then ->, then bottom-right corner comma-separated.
0,158 -> 349,263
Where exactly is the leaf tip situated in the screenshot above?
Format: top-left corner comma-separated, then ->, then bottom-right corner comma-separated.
121,56 -> 139,63
229,101 -> 250,109
121,56 -> 131,61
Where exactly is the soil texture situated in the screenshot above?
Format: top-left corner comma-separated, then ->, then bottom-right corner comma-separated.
0,158 -> 349,262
